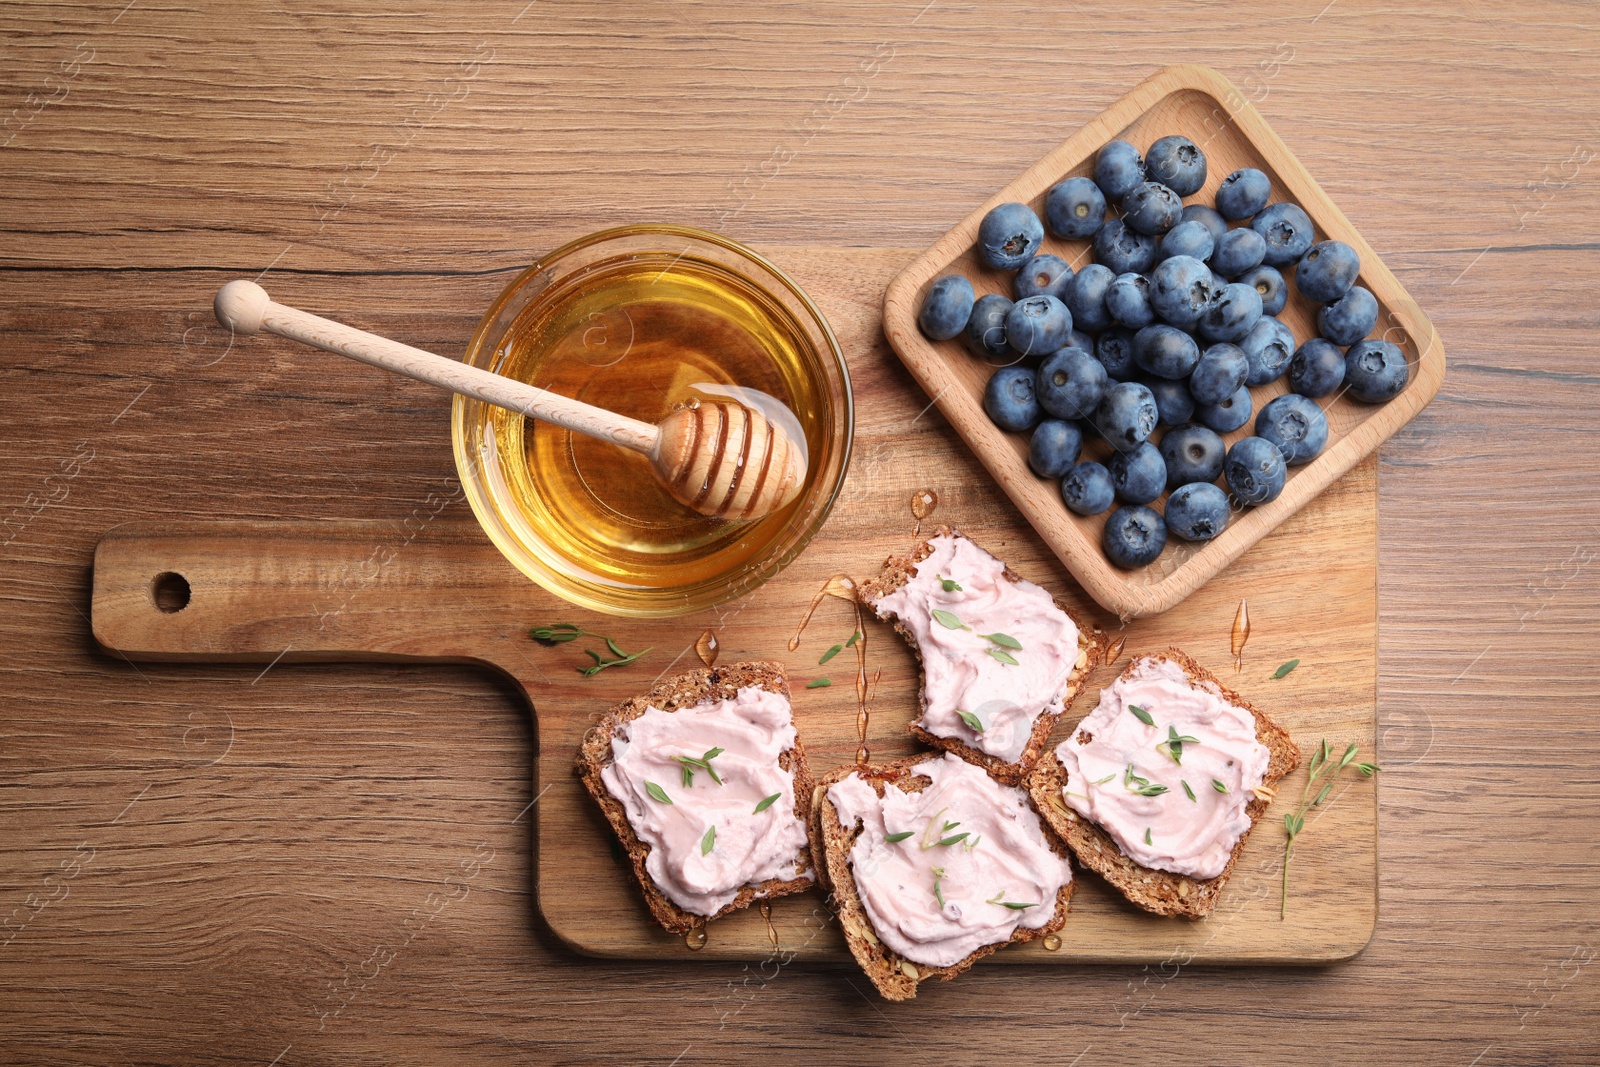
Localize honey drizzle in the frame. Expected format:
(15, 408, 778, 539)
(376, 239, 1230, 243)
(684, 928, 708, 951)
(789, 573, 872, 764)
(1231, 598, 1251, 672)
(695, 629, 719, 667)
(758, 901, 780, 950)
(1105, 633, 1127, 665)
(910, 489, 938, 536)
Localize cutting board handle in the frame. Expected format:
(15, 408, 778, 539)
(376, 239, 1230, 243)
(90, 520, 558, 670)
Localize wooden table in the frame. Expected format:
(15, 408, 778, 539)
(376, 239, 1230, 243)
(2, 1, 1596, 1062)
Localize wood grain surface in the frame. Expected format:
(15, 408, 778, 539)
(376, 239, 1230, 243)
(881, 64, 1445, 618)
(3, 1, 1598, 1064)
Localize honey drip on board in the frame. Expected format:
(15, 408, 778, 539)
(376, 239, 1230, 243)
(695, 629, 719, 667)
(684, 928, 708, 951)
(790, 573, 872, 764)
(910, 489, 938, 535)
(1231, 598, 1251, 672)
(1105, 633, 1127, 665)
(758, 901, 780, 950)
(1042, 933, 1062, 952)
(856, 668, 882, 764)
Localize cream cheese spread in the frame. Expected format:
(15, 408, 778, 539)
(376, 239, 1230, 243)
(600, 686, 811, 916)
(827, 753, 1071, 968)
(1053, 656, 1271, 880)
(871, 535, 1081, 763)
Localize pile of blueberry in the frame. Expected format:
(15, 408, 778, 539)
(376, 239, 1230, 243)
(917, 134, 1411, 569)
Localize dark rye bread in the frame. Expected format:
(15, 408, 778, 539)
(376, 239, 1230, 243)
(856, 525, 1104, 784)
(576, 660, 816, 935)
(811, 756, 1074, 1002)
(1026, 648, 1300, 919)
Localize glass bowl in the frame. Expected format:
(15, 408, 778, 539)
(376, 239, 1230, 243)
(452, 225, 852, 618)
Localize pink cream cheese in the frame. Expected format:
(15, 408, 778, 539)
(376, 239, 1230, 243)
(871, 535, 1081, 763)
(1054, 657, 1271, 880)
(600, 686, 811, 916)
(826, 753, 1071, 968)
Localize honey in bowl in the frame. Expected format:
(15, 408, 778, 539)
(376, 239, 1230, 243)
(454, 226, 852, 617)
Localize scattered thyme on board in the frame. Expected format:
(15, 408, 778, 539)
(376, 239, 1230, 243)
(529, 623, 652, 677)
(1281, 738, 1380, 918)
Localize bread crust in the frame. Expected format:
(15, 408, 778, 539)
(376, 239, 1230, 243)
(1025, 647, 1300, 919)
(811, 755, 1074, 1001)
(857, 525, 1104, 784)
(576, 660, 816, 934)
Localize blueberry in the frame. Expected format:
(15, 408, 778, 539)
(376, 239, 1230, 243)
(1143, 375, 1195, 426)
(1344, 339, 1411, 402)
(1318, 285, 1379, 346)
(1095, 380, 1160, 451)
(983, 365, 1042, 431)
(977, 202, 1045, 271)
(1106, 271, 1156, 329)
(1093, 219, 1161, 275)
(1061, 461, 1115, 516)
(1006, 295, 1074, 357)
(1240, 316, 1297, 385)
(1103, 504, 1167, 568)
(1045, 176, 1107, 240)
(1189, 342, 1250, 405)
(1093, 140, 1146, 202)
(918, 275, 975, 340)
(1180, 204, 1228, 245)
(1029, 419, 1085, 478)
(1134, 323, 1201, 380)
(1296, 240, 1361, 302)
(1066, 327, 1095, 354)
(1160, 220, 1215, 263)
(1215, 168, 1271, 220)
(1145, 135, 1207, 197)
(1095, 327, 1140, 382)
(1196, 385, 1253, 433)
(1251, 202, 1315, 267)
(1159, 423, 1226, 488)
(1236, 264, 1287, 316)
(1121, 182, 1183, 236)
(963, 293, 1014, 361)
(1037, 347, 1107, 420)
(1108, 441, 1167, 504)
(1224, 436, 1288, 505)
(1197, 280, 1263, 344)
(1165, 482, 1230, 542)
(1288, 338, 1346, 398)
(1210, 227, 1268, 279)
(1149, 255, 1218, 328)
(1256, 393, 1329, 465)
(1066, 262, 1116, 333)
(1013, 254, 1074, 301)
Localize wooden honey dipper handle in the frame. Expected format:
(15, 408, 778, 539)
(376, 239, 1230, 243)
(213, 281, 806, 520)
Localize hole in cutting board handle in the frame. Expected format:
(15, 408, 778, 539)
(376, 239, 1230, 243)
(151, 572, 191, 614)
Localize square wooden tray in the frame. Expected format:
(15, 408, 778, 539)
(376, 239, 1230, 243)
(881, 64, 1445, 619)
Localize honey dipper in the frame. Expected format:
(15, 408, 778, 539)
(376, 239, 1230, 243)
(214, 280, 807, 520)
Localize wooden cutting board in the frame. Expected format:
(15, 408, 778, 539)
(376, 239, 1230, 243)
(89, 248, 1378, 965)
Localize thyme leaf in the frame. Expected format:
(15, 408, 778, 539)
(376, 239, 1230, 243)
(645, 781, 672, 804)
(1273, 658, 1300, 679)
(884, 830, 914, 843)
(1128, 704, 1155, 726)
(956, 709, 984, 733)
(753, 793, 781, 814)
(931, 608, 968, 631)
(701, 825, 716, 855)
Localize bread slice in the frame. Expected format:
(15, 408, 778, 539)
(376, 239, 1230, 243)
(812, 755, 1074, 1001)
(576, 660, 816, 934)
(857, 524, 1103, 784)
(1026, 648, 1299, 919)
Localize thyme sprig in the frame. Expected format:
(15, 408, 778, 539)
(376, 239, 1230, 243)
(1156, 724, 1200, 765)
(1281, 739, 1380, 918)
(530, 623, 652, 677)
(674, 747, 725, 788)
(1123, 763, 1168, 797)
